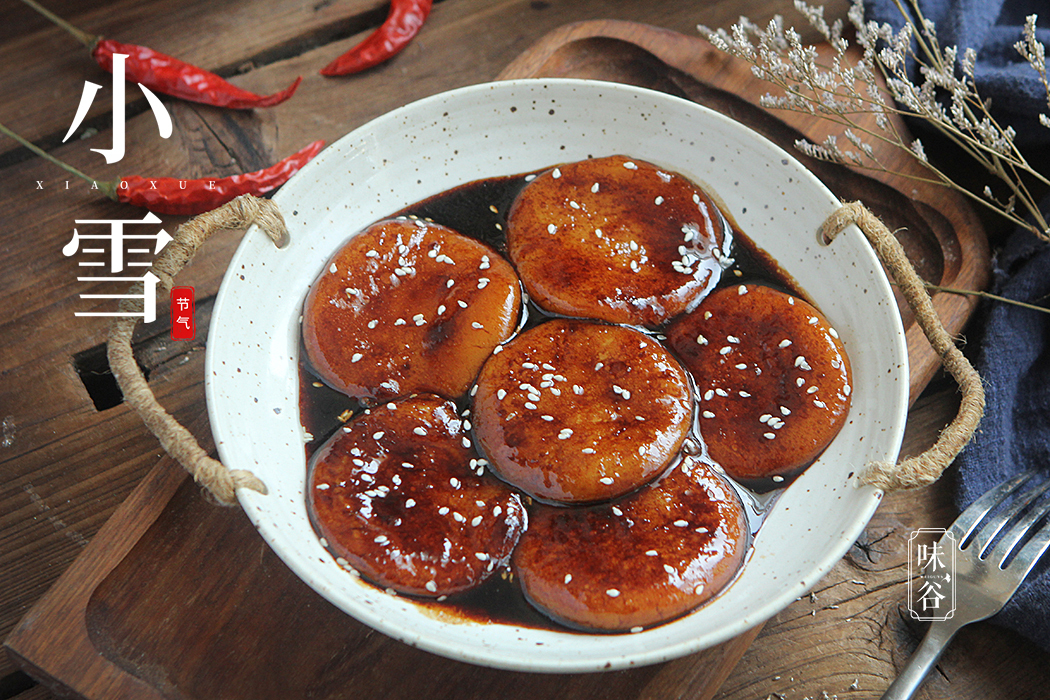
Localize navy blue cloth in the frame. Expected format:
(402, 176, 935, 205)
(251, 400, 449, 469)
(863, 1, 1050, 648)
(954, 216, 1050, 650)
(865, 0, 1050, 147)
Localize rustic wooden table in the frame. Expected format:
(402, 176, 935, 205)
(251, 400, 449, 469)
(2, 1, 1048, 699)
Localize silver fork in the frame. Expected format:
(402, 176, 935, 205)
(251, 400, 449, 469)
(880, 469, 1050, 700)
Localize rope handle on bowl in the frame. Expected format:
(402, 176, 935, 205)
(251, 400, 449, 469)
(820, 201, 985, 491)
(107, 194, 289, 505)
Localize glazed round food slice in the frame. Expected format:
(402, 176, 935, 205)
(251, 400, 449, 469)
(302, 218, 521, 402)
(506, 154, 729, 327)
(308, 394, 527, 597)
(513, 459, 747, 631)
(472, 318, 692, 504)
(666, 284, 852, 484)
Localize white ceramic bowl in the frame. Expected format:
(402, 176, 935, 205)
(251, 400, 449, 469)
(206, 79, 908, 672)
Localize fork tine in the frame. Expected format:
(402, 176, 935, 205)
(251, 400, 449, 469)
(988, 482, 1050, 565)
(949, 470, 1038, 545)
(969, 476, 1050, 556)
(1004, 513, 1050, 583)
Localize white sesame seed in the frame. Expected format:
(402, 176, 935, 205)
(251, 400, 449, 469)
(524, 402, 537, 410)
(830, 327, 840, 338)
(715, 388, 728, 397)
(645, 550, 658, 556)
(599, 477, 614, 485)
(413, 427, 427, 436)
(606, 588, 621, 597)
(727, 335, 740, 343)
(453, 512, 466, 523)
(477, 278, 489, 289)
(461, 437, 471, 448)
(425, 580, 438, 592)
(471, 515, 483, 527)
(446, 279, 455, 288)
(719, 346, 732, 355)
(402, 462, 414, 468)
(807, 386, 819, 394)
(329, 263, 337, 274)
(565, 574, 573, 584)
(796, 377, 806, 387)
(472, 321, 484, 329)
(673, 519, 689, 527)
(780, 406, 791, 415)
(702, 410, 715, 419)
(582, 447, 596, 454)
(475, 552, 489, 561)
(352, 353, 364, 363)
(405, 498, 416, 508)
(739, 391, 751, 397)
(759, 414, 772, 423)
(623, 161, 637, 170)
(366, 250, 379, 258)
(772, 475, 785, 482)
(697, 334, 708, 345)
(497, 389, 507, 400)
(809, 316, 819, 325)
(663, 564, 675, 574)
(735, 363, 747, 370)
(492, 504, 501, 517)
(540, 414, 554, 421)
(694, 584, 705, 595)
(552, 168, 561, 178)
(814, 399, 827, 408)
(395, 318, 406, 326)
(611, 506, 623, 516)
(591, 182, 600, 193)
(374, 535, 388, 544)
(558, 428, 573, 439)
(547, 224, 557, 234)
(764, 432, 776, 439)
(738, 285, 748, 295)
(372, 431, 385, 440)
(654, 196, 664, 205)
(569, 200, 580, 209)
(703, 390, 715, 401)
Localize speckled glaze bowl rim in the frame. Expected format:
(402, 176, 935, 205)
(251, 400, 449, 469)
(205, 78, 908, 673)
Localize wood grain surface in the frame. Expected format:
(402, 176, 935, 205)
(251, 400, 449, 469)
(1, 1, 1045, 700)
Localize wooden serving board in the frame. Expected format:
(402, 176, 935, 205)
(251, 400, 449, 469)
(5, 21, 989, 700)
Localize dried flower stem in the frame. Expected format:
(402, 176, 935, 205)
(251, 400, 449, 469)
(699, 0, 1050, 241)
(921, 282, 1050, 315)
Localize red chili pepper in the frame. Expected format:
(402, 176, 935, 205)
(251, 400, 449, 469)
(93, 39, 302, 110)
(320, 0, 432, 76)
(20, 0, 300, 109)
(114, 140, 325, 215)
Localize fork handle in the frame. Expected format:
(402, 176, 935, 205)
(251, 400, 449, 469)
(879, 619, 963, 700)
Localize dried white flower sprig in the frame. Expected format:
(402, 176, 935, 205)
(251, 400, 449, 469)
(699, 0, 1050, 242)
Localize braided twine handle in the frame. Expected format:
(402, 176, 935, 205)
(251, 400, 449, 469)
(107, 194, 289, 505)
(821, 202, 986, 491)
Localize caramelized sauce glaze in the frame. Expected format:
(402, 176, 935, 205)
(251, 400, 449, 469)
(299, 156, 849, 632)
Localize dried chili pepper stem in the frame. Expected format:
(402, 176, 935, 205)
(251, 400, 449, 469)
(18, 0, 97, 48)
(19, 0, 301, 109)
(0, 120, 117, 200)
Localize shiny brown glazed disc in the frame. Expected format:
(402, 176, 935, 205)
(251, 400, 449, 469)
(666, 284, 852, 483)
(512, 460, 747, 631)
(472, 318, 692, 504)
(302, 218, 521, 402)
(506, 155, 728, 327)
(308, 394, 526, 597)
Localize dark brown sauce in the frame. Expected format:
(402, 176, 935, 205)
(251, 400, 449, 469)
(298, 163, 813, 631)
